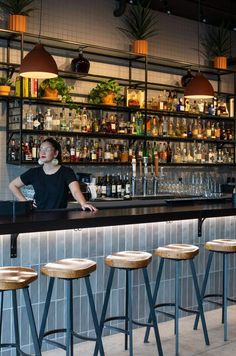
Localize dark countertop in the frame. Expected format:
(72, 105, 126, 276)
(0, 199, 236, 235)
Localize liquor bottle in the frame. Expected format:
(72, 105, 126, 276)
(44, 109, 53, 131)
(34, 107, 44, 130)
(168, 118, 174, 137)
(73, 112, 81, 132)
(81, 108, 88, 132)
(116, 175, 122, 198)
(75, 138, 81, 162)
(111, 174, 117, 198)
(104, 143, 111, 162)
(52, 113, 60, 131)
(26, 105, 34, 130)
(146, 115, 152, 136)
(31, 139, 38, 161)
(206, 121, 211, 139)
(110, 114, 117, 133)
(106, 175, 112, 197)
(135, 112, 144, 135)
(192, 120, 198, 139)
(125, 174, 131, 197)
(166, 142, 172, 163)
(70, 138, 76, 162)
(101, 177, 107, 198)
(187, 121, 192, 138)
(24, 141, 32, 161)
(60, 110, 67, 131)
(215, 122, 221, 140)
(151, 116, 158, 137)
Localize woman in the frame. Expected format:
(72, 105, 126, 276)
(9, 137, 97, 211)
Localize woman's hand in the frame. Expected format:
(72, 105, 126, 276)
(81, 202, 97, 212)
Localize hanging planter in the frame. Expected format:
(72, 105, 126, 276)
(9, 14, 26, 32)
(213, 56, 227, 70)
(117, 0, 158, 56)
(132, 40, 148, 55)
(200, 22, 231, 70)
(0, 0, 35, 33)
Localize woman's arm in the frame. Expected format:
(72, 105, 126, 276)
(69, 181, 97, 212)
(9, 177, 27, 202)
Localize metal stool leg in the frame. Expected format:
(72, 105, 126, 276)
(127, 269, 133, 356)
(142, 268, 163, 356)
(0, 291, 4, 345)
(144, 258, 164, 343)
(189, 259, 210, 346)
(39, 277, 55, 348)
(223, 253, 228, 341)
(94, 267, 115, 356)
(125, 269, 128, 350)
(22, 287, 42, 356)
(194, 251, 213, 330)
(175, 260, 180, 356)
(85, 276, 104, 356)
(12, 290, 20, 356)
(66, 279, 73, 356)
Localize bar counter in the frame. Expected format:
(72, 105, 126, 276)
(0, 199, 235, 235)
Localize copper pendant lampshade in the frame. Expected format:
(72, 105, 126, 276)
(184, 0, 214, 100)
(184, 72, 214, 99)
(19, 0, 58, 79)
(20, 43, 58, 79)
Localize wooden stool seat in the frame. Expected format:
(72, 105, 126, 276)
(205, 239, 236, 253)
(0, 267, 37, 290)
(105, 251, 152, 269)
(41, 258, 96, 279)
(155, 244, 199, 260)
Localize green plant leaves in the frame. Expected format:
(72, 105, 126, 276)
(200, 23, 231, 59)
(88, 79, 122, 104)
(117, 0, 158, 40)
(0, 0, 35, 15)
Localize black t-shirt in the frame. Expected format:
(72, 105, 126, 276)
(20, 166, 77, 209)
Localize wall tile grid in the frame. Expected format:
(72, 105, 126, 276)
(0, 216, 236, 352)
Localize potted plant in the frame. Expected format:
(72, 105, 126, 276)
(88, 79, 122, 105)
(0, 76, 12, 96)
(38, 77, 73, 102)
(200, 22, 231, 69)
(117, 0, 158, 55)
(0, 0, 35, 32)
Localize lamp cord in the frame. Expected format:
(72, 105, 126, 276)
(39, 0, 43, 42)
(197, 0, 200, 72)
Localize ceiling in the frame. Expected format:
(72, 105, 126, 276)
(114, 0, 236, 29)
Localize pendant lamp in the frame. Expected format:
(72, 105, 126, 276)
(20, 0, 58, 79)
(184, 0, 214, 99)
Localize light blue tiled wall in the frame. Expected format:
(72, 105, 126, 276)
(1, 216, 236, 353)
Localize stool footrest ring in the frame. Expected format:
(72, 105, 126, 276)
(203, 293, 236, 306)
(154, 303, 199, 320)
(0, 343, 33, 356)
(43, 327, 97, 349)
(105, 324, 129, 335)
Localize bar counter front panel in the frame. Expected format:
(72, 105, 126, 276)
(0, 202, 236, 353)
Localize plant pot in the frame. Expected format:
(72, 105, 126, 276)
(42, 86, 59, 100)
(9, 15, 27, 32)
(0, 85, 11, 96)
(213, 56, 227, 70)
(132, 40, 148, 55)
(101, 93, 116, 105)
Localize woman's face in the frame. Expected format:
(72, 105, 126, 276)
(39, 142, 58, 163)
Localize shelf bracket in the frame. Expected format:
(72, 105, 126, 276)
(198, 217, 206, 237)
(10, 233, 19, 258)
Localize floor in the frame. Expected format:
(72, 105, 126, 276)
(43, 306, 236, 355)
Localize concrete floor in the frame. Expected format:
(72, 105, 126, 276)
(43, 306, 236, 355)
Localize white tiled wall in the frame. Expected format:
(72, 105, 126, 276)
(1, 0, 236, 199)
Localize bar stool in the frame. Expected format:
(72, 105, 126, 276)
(144, 244, 209, 356)
(194, 239, 236, 341)
(0, 266, 41, 355)
(94, 250, 163, 356)
(39, 258, 104, 355)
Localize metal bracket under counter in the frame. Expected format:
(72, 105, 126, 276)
(198, 218, 206, 237)
(10, 233, 18, 258)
